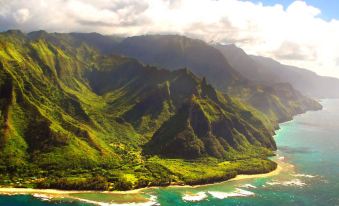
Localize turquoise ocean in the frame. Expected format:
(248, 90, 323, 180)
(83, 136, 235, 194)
(1, 99, 338, 206)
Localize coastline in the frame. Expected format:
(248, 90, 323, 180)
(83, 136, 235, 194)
(229, 165, 282, 182)
(0, 163, 282, 197)
(0, 103, 320, 205)
(0, 111, 290, 204)
(168, 163, 282, 189)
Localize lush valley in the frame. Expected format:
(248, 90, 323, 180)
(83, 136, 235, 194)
(0, 30, 321, 191)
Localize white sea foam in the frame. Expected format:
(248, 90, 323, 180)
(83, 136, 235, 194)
(32, 194, 52, 201)
(278, 156, 285, 160)
(283, 179, 307, 186)
(240, 184, 257, 189)
(75, 195, 159, 206)
(293, 173, 316, 178)
(265, 181, 280, 186)
(208, 188, 255, 199)
(182, 192, 208, 202)
(266, 179, 306, 187)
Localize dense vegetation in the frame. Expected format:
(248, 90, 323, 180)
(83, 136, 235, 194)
(0, 30, 319, 190)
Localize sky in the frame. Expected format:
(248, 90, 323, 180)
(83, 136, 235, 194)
(249, 0, 339, 20)
(0, 0, 339, 78)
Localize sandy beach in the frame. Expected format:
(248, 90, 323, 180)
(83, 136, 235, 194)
(0, 187, 152, 205)
(168, 163, 283, 189)
(0, 162, 283, 198)
(231, 165, 283, 181)
(0, 187, 144, 196)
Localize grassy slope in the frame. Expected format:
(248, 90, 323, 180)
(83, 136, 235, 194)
(0, 31, 278, 190)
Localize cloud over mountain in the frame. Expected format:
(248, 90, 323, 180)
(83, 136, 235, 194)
(0, 0, 339, 77)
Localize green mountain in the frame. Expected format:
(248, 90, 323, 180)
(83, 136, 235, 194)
(0, 30, 282, 190)
(105, 34, 321, 123)
(233, 82, 322, 122)
(215, 43, 339, 98)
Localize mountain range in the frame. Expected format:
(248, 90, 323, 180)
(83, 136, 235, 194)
(0, 30, 324, 190)
(107, 34, 322, 122)
(215, 43, 339, 98)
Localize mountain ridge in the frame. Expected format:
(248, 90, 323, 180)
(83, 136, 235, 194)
(0, 30, 284, 190)
(215, 43, 339, 98)
(102, 34, 321, 123)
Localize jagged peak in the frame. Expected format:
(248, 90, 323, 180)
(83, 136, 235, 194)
(27, 30, 50, 40)
(28, 30, 48, 35)
(1, 30, 26, 39)
(173, 67, 199, 79)
(214, 43, 248, 56)
(3, 29, 24, 35)
(123, 34, 210, 49)
(69, 32, 105, 38)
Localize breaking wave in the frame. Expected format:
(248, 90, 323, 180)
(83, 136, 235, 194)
(73, 195, 159, 206)
(182, 192, 208, 202)
(240, 184, 257, 189)
(293, 173, 317, 178)
(208, 188, 255, 199)
(266, 179, 306, 187)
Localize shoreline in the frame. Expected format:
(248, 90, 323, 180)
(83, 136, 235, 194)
(167, 163, 282, 189)
(0, 103, 317, 205)
(0, 163, 282, 197)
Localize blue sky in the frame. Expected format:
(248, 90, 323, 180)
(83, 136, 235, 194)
(250, 0, 339, 20)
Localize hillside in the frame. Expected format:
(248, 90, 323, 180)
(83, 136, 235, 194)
(215, 43, 339, 98)
(0, 30, 280, 190)
(214, 44, 276, 85)
(234, 82, 322, 122)
(111, 35, 243, 90)
(104, 34, 321, 123)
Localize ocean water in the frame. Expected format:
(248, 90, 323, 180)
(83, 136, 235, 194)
(1, 99, 339, 206)
(0, 195, 91, 206)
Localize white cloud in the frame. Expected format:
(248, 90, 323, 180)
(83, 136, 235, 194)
(13, 8, 30, 23)
(0, 0, 339, 77)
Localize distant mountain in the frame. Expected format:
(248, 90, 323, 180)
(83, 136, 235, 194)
(213, 44, 276, 84)
(0, 30, 283, 190)
(215, 43, 339, 98)
(239, 82, 322, 122)
(110, 35, 242, 89)
(105, 34, 321, 123)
